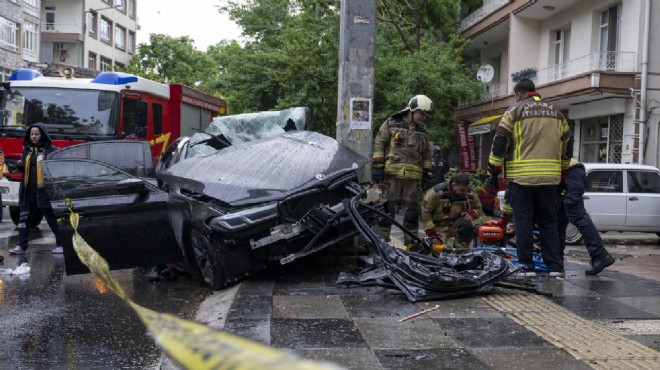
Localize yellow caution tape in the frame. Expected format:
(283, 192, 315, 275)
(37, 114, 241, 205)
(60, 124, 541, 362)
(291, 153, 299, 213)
(67, 207, 344, 370)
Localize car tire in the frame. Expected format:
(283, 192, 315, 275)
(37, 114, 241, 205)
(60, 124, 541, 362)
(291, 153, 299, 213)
(564, 222, 583, 245)
(189, 228, 227, 290)
(9, 206, 43, 228)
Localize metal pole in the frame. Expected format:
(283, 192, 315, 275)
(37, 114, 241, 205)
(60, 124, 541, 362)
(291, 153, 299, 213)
(336, 0, 376, 181)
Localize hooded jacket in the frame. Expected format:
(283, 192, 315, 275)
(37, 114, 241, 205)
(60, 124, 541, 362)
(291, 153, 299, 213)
(18, 123, 58, 208)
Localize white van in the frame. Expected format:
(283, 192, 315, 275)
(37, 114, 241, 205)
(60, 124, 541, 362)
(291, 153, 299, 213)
(498, 163, 660, 244)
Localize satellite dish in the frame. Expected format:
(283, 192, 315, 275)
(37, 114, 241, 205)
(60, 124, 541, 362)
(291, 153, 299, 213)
(477, 65, 494, 83)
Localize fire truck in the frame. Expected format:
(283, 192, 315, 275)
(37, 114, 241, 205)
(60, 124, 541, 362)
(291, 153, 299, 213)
(0, 67, 227, 225)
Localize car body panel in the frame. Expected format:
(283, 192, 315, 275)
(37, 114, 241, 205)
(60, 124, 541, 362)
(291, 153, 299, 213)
(158, 130, 366, 206)
(41, 155, 181, 275)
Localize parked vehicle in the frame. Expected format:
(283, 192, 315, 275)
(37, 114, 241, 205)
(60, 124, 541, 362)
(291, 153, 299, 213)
(497, 163, 660, 244)
(40, 108, 380, 290)
(0, 68, 226, 226)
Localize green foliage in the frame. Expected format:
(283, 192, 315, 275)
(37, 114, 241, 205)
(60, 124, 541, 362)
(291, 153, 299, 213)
(126, 34, 216, 87)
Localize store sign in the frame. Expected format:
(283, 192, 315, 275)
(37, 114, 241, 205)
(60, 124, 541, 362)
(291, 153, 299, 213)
(468, 123, 491, 136)
(457, 121, 478, 171)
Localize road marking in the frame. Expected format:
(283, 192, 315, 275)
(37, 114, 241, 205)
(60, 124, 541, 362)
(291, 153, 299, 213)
(484, 293, 660, 369)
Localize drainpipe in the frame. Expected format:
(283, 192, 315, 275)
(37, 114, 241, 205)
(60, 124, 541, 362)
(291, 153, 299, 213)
(639, 0, 650, 164)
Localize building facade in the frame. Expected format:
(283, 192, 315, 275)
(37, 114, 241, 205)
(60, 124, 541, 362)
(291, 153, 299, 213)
(0, 0, 41, 81)
(41, 0, 137, 72)
(457, 0, 660, 168)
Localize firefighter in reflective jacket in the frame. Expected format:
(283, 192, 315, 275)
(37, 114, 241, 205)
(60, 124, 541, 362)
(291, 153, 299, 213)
(372, 95, 434, 245)
(421, 173, 482, 248)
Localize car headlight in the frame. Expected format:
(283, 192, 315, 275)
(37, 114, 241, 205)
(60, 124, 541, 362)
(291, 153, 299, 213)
(208, 203, 278, 232)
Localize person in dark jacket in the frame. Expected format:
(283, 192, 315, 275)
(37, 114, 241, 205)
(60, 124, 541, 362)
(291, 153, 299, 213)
(423, 145, 450, 191)
(9, 123, 64, 255)
(557, 158, 615, 275)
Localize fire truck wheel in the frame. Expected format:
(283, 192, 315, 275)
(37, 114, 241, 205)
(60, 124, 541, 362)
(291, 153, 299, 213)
(188, 228, 227, 291)
(9, 206, 43, 227)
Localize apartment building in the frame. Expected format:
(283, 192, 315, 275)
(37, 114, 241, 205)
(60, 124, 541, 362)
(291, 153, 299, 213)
(41, 0, 137, 72)
(457, 0, 660, 168)
(0, 0, 40, 81)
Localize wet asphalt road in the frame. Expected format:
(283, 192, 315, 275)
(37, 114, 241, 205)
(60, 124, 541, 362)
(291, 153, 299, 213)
(0, 217, 209, 369)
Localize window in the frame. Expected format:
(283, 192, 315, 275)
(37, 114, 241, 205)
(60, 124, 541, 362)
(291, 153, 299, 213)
(24, 0, 38, 6)
(88, 12, 98, 38)
(128, 0, 136, 19)
(100, 56, 112, 71)
(599, 5, 620, 69)
(115, 62, 125, 71)
(45, 6, 55, 31)
(587, 170, 623, 193)
(116, 0, 125, 12)
(0, 16, 19, 52)
(100, 17, 112, 44)
(627, 171, 660, 194)
(127, 31, 135, 54)
(9, 0, 18, 4)
(153, 103, 163, 135)
(88, 52, 97, 69)
(23, 22, 38, 54)
(1, 67, 12, 82)
(115, 25, 126, 50)
(553, 27, 571, 79)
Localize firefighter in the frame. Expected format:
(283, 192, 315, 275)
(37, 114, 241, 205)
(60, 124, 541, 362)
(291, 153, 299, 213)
(488, 78, 571, 277)
(421, 173, 483, 248)
(372, 95, 434, 246)
(423, 144, 450, 191)
(557, 158, 615, 275)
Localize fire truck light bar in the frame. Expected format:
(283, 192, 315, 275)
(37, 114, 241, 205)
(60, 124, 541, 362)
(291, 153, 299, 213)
(92, 72, 139, 85)
(10, 69, 43, 81)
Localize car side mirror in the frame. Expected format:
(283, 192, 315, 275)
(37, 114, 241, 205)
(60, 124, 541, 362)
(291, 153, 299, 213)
(117, 178, 147, 195)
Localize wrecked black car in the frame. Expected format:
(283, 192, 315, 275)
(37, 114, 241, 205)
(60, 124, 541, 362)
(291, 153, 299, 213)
(41, 107, 380, 290)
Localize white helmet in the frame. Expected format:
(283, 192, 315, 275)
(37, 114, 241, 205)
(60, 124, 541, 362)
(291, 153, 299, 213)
(407, 95, 435, 115)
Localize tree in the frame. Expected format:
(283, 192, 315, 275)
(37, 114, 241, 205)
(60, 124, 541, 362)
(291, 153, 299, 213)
(126, 34, 216, 87)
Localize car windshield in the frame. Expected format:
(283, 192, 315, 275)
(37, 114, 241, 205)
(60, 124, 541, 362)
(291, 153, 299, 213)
(206, 106, 311, 145)
(2, 87, 117, 137)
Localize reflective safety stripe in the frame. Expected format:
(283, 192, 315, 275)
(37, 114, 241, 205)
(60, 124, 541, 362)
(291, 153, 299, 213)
(513, 120, 522, 160)
(423, 220, 436, 230)
(489, 153, 504, 167)
(385, 162, 424, 180)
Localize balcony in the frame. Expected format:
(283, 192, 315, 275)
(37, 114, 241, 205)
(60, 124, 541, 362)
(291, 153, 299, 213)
(487, 81, 508, 99)
(460, 0, 511, 31)
(536, 51, 636, 85)
(42, 22, 83, 34)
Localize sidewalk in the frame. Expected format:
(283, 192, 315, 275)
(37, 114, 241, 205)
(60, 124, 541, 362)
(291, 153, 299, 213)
(194, 241, 660, 370)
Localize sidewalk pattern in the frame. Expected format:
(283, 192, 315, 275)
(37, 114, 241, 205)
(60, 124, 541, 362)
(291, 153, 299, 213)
(221, 253, 660, 370)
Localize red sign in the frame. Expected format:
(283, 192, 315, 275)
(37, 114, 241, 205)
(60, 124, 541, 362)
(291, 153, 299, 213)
(456, 121, 478, 171)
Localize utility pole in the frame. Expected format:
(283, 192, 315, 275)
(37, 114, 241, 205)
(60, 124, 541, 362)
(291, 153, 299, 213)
(336, 0, 376, 181)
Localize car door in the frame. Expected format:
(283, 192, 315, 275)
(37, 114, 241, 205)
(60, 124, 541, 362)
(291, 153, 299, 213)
(625, 169, 660, 229)
(41, 157, 182, 276)
(583, 169, 626, 227)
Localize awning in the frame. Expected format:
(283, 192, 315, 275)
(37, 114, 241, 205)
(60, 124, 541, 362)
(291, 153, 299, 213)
(468, 114, 502, 135)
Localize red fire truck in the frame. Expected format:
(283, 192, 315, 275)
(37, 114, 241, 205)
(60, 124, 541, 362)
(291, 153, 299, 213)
(0, 67, 227, 225)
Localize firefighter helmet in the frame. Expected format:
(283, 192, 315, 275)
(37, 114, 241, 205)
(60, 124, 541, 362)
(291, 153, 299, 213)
(407, 95, 435, 116)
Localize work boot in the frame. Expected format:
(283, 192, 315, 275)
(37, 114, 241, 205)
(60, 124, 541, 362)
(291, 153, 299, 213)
(585, 252, 615, 275)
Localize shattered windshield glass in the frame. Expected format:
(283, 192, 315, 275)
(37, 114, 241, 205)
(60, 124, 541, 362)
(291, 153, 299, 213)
(205, 106, 311, 145)
(2, 87, 117, 137)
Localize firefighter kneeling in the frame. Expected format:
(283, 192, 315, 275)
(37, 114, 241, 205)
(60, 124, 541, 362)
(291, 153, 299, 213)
(418, 173, 483, 252)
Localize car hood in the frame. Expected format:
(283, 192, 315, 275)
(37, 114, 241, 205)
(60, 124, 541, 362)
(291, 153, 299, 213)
(160, 130, 368, 206)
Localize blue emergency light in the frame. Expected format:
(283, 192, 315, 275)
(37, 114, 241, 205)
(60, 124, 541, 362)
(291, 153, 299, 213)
(92, 72, 139, 85)
(10, 68, 43, 81)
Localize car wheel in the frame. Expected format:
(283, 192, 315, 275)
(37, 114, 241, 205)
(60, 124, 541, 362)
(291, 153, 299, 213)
(564, 223, 583, 245)
(189, 228, 226, 290)
(9, 206, 43, 227)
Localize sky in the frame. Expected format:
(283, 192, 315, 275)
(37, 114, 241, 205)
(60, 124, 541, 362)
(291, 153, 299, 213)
(136, 1, 243, 51)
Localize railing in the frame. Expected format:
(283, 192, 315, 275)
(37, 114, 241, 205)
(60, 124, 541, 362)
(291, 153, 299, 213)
(460, 0, 511, 31)
(488, 81, 508, 99)
(41, 22, 83, 34)
(536, 51, 636, 85)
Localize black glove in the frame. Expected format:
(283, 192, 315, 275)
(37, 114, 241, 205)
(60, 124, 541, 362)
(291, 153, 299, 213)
(487, 163, 501, 191)
(422, 170, 434, 191)
(372, 164, 384, 183)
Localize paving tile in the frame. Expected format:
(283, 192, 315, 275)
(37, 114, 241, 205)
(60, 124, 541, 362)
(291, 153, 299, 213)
(294, 348, 382, 370)
(273, 281, 385, 296)
(471, 348, 594, 370)
(273, 295, 349, 319)
(534, 279, 601, 298)
(237, 279, 274, 296)
(433, 317, 555, 349)
(340, 294, 423, 318)
(374, 348, 489, 370)
(226, 294, 271, 320)
(271, 318, 366, 349)
(550, 295, 659, 320)
(611, 296, 660, 316)
(223, 317, 270, 345)
(621, 335, 660, 351)
(353, 317, 459, 349)
(417, 297, 505, 319)
(567, 277, 660, 297)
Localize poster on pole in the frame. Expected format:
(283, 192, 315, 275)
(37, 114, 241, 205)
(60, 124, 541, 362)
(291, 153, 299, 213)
(350, 97, 372, 129)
